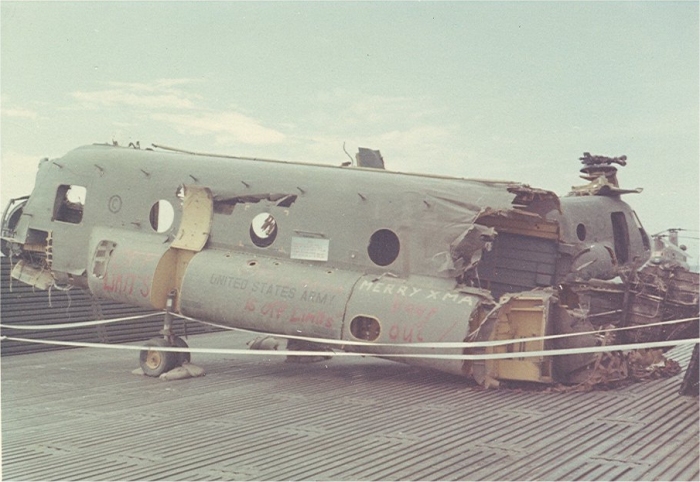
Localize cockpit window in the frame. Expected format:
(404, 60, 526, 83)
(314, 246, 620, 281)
(611, 211, 630, 264)
(53, 185, 86, 224)
(632, 211, 651, 251)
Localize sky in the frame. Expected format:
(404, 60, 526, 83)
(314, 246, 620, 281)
(1, 1, 698, 259)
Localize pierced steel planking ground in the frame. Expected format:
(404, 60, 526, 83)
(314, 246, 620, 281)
(2, 331, 698, 481)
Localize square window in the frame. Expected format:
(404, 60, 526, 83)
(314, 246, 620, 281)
(53, 185, 86, 224)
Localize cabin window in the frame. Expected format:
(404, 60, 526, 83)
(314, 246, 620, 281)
(611, 212, 630, 264)
(368, 229, 400, 266)
(250, 212, 278, 248)
(149, 200, 175, 233)
(53, 185, 86, 224)
(350, 316, 381, 341)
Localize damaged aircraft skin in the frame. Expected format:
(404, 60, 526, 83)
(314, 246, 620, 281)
(2, 145, 698, 386)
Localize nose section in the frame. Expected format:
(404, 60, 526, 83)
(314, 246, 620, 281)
(1, 196, 29, 257)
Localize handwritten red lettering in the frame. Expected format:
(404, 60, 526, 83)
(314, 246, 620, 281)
(389, 324, 399, 341)
(391, 297, 439, 323)
(288, 307, 333, 328)
(388, 320, 428, 343)
(261, 301, 288, 320)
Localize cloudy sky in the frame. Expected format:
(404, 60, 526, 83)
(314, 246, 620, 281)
(1, 1, 698, 257)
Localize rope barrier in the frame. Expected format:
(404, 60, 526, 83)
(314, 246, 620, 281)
(1, 313, 697, 350)
(1, 335, 698, 361)
(0, 312, 163, 330)
(179, 315, 699, 350)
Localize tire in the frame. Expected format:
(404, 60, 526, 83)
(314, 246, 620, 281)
(139, 338, 177, 377)
(173, 336, 191, 365)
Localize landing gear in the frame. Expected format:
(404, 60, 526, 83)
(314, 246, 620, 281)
(173, 336, 191, 365)
(138, 336, 190, 377)
(138, 290, 191, 377)
(140, 338, 178, 377)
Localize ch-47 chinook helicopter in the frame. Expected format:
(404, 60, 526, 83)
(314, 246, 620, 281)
(2, 144, 698, 387)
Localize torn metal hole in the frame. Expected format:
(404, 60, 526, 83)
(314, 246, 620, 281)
(213, 193, 297, 215)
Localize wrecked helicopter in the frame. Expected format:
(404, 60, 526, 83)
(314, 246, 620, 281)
(2, 144, 698, 387)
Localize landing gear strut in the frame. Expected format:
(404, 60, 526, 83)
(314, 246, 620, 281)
(139, 291, 190, 377)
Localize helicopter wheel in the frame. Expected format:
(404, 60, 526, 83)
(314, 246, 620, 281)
(173, 336, 191, 365)
(139, 338, 178, 377)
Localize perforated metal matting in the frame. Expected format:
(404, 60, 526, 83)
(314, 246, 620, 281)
(2, 331, 698, 481)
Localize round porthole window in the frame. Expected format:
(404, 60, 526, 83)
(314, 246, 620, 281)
(368, 229, 400, 266)
(149, 199, 175, 233)
(250, 212, 278, 248)
(576, 223, 587, 241)
(350, 316, 381, 341)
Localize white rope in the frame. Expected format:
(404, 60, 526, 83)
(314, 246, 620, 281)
(0, 312, 162, 330)
(1, 335, 697, 360)
(183, 315, 699, 350)
(1, 312, 697, 350)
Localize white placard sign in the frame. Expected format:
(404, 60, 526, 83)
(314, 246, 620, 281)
(291, 236, 330, 261)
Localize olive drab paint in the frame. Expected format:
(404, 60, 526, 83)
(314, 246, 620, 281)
(2, 145, 697, 384)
